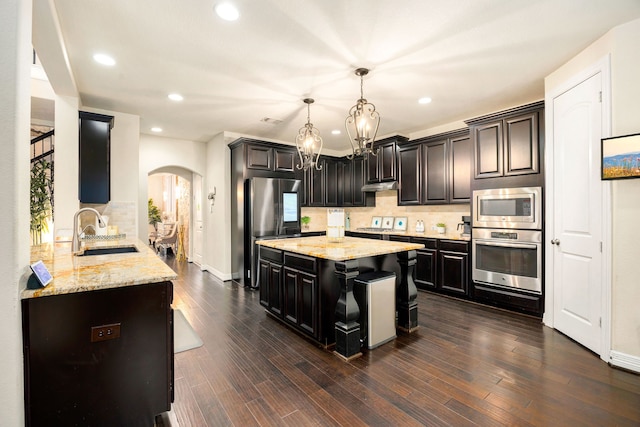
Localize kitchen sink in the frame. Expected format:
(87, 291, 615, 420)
(78, 246, 139, 256)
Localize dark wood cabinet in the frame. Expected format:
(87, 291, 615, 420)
(397, 129, 470, 206)
(422, 138, 448, 204)
(308, 158, 327, 207)
(22, 282, 173, 426)
(367, 135, 407, 184)
(467, 101, 543, 187)
(412, 237, 438, 290)
(341, 157, 373, 207)
(79, 111, 113, 204)
(324, 158, 339, 207)
(449, 134, 472, 202)
(246, 143, 297, 173)
(264, 252, 318, 340)
(258, 247, 283, 315)
(283, 266, 317, 337)
(438, 240, 469, 296)
(397, 144, 421, 205)
(341, 160, 354, 206)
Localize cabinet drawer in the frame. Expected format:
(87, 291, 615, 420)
(389, 235, 411, 242)
(284, 253, 316, 274)
(411, 237, 438, 250)
(260, 247, 283, 264)
(439, 240, 469, 253)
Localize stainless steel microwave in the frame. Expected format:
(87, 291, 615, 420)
(472, 187, 542, 230)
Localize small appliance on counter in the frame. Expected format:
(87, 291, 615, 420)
(457, 215, 471, 237)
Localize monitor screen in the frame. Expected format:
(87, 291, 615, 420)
(282, 192, 298, 222)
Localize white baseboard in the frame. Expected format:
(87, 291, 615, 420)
(610, 350, 640, 373)
(201, 264, 233, 282)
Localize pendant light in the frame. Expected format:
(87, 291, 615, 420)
(295, 98, 323, 171)
(345, 68, 380, 159)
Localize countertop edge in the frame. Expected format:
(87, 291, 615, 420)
(22, 239, 178, 299)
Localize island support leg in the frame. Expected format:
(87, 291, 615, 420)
(397, 250, 419, 332)
(334, 259, 362, 361)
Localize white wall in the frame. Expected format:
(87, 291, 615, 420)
(546, 18, 640, 362)
(53, 95, 80, 234)
(138, 134, 206, 243)
(204, 133, 233, 280)
(0, 1, 30, 423)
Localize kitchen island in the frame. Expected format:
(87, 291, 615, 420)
(256, 235, 424, 360)
(22, 238, 177, 426)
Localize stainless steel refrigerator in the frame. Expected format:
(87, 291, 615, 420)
(245, 177, 301, 288)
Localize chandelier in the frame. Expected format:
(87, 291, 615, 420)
(295, 98, 323, 171)
(345, 68, 380, 159)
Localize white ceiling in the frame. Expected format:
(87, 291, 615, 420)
(39, 0, 640, 152)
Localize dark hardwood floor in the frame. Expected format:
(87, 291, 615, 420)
(163, 258, 640, 426)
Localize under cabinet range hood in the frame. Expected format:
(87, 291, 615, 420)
(361, 181, 398, 192)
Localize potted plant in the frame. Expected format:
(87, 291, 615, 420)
(148, 198, 162, 230)
(30, 159, 52, 245)
(301, 216, 311, 231)
(436, 222, 446, 234)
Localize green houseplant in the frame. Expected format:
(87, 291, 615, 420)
(30, 159, 52, 245)
(301, 216, 311, 230)
(436, 222, 446, 234)
(148, 198, 162, 230)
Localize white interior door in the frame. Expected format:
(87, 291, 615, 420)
(192, 173, 203, 266)
(551, 72, 603, 355)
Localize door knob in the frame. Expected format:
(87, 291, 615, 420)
(551, 239, 560, 245)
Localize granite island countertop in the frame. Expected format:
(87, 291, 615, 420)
(22, 238, 177, 299)
(256, 235, 424, 261)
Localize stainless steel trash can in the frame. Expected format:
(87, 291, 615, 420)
(353, 271, 397, 349)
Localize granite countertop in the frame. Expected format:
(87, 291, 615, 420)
(22, 238, 177, 299)
(256, 235, 424, 261)
(347, 228, 471, 241)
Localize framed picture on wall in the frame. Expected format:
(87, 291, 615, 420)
(601, 132, 640, 180)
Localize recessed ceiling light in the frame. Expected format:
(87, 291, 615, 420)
(168, 93, 184, 102)
(93, 53, 115, 66)
(151, 127, 163, 132)
(332, 130, 341, 135)
(418, 97, 432, 105)
(215, 2, 240, 21)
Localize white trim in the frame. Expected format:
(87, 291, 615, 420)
(202, 264, 233, 282)
(610, 351, 640, 374)
(543, 54, 612, 364)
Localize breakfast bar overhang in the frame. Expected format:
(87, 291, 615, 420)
(256, 235, 424, 360)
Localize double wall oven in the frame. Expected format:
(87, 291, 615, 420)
(472, 187, 543, 294)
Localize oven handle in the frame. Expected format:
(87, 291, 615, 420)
(473, 240, 539, 250)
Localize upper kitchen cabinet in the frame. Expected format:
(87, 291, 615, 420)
(466, 101, 544, 189)
(342, 157, 375, 207)
(79, 111, 114, 204)
(397, 129, 470, 206)
(366, 135, 408, 183)
(246, 142, 297, 173)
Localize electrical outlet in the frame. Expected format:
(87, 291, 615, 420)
(91, 323, 121, 342)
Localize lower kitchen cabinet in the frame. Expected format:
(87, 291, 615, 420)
(259, 247, 283, 315)
(262, 250, 319, 340)
(411, 237, 470, 297)
(472, 283, 543, 316)
(412, 237, 438, 290)
(283, 266, 317, 337)
(438, 240, 469, 296)
(22, 282, 173, 426)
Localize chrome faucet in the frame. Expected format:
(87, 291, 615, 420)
(72, 208, 106, 253)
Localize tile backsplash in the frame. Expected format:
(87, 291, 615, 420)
(301, 191, 470, 233)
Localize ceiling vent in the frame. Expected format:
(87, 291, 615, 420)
(260, 117, 283, 125)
